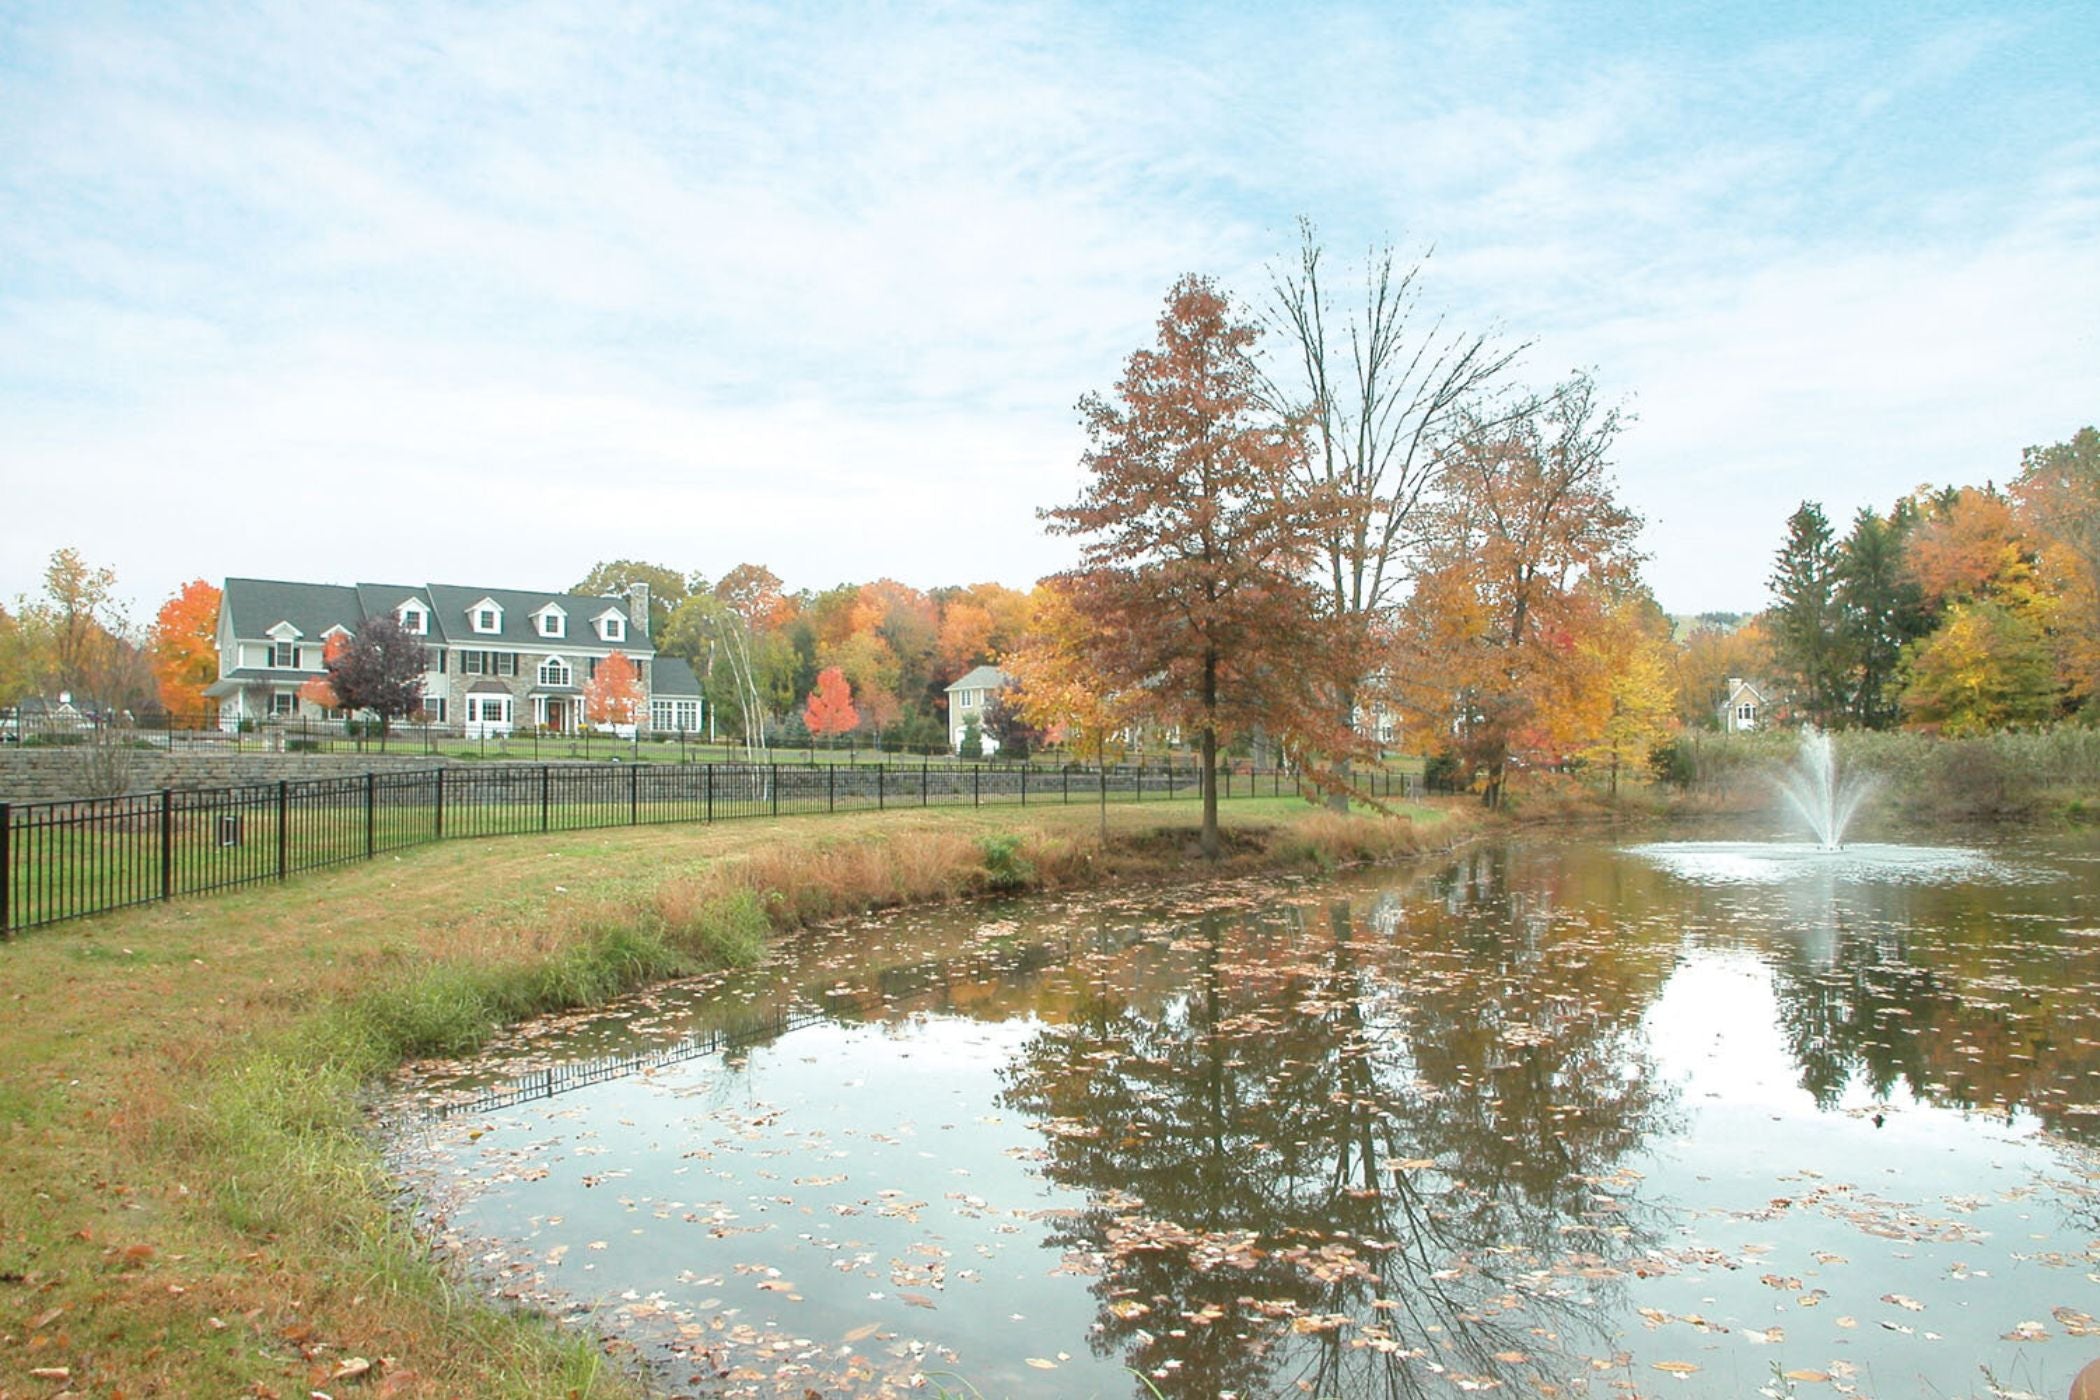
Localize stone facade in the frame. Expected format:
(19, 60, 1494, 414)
(0, 749, 461, 805)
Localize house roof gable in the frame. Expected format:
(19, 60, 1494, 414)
(945, 664, 1010, 693)
(221, 578, 363, 641)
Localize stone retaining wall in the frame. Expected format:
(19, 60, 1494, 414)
(0, 749, 456, 804)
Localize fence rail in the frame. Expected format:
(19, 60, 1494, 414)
(1, 759, 1412, 935)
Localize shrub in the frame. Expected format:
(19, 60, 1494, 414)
(978, 833, 1035, 891)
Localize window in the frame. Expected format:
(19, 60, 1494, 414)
(1738, 704, 1754, 722)
(399, 606, 427, 635)
(424, 646, 445, 672)
(539, 657, 572, 687)
(537, 610, 565, 638)
(496, 651, 518, 677)
(270, 691, 296, 716)
(271, 641, 296, 668)
(467, 695, 510, 725)
(959, 691, 976, 710)
(599, 614, 624, 642)
(476, 609, 497, 631)
(460, 651, 485, 675)
(651, 699, 699, 732)
(421, 697, 447, 723)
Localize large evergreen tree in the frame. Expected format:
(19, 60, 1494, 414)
(1834, 505, 1928, 729)
(1767, 502, 1848, 727)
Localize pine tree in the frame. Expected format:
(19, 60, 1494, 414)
(1767, 502, 1847, 727)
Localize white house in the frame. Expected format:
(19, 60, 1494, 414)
(944, 664, 1011, 754)
(205, 576, 703, 736)
(1720, 676, 1768, 733)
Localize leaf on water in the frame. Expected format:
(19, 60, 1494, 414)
(1881, 1293, 1924, 1311)
(1782, 1370, 1831, 1383)
(1026, 1358, 1059, 1369)
(1652, 1360, 1699, 1375)
(842, 1322, 881, 1343)
(899, 1291, 937, 1309)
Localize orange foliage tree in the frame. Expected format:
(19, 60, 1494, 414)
(1392, 375, 1642, 806)
(1045, 274, 1354, 858)
(585, 650, 643, 729)
(150, 579, 221, 717)
(297, 632, 349, 712)
(803, 665, 858, 743)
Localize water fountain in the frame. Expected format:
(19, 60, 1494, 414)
(1627, 729, 2014, 888)
(1775, 728, 1874, 850)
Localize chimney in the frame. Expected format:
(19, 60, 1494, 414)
(627, 581, 651, 637)
(1725, 677, 1742, 693)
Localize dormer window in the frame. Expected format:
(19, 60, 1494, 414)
(535, 606, 566, 639)
(469, 598, 503, 635)
(397, 603, 427, 635)
(596, 610, 625, 642)
(539, 656, 572, 688)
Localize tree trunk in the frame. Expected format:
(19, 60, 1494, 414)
(1326, 682, 1355, 814)
(1200, 650, 1220, 860)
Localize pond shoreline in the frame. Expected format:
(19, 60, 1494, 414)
(0, 795, 1492, 1397)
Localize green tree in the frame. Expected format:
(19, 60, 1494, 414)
(1835, 504, 1929, 729)
(570, 560, 694, 638)
(1898, 600, 2058, 735)
(1767, 502, 1847, 727)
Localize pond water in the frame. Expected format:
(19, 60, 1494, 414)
(385, 831, 2100, 1398)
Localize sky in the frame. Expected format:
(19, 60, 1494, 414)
(3, 1, 2095, 625)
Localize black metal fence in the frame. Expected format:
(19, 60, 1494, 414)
(1, 759, 1413, 935)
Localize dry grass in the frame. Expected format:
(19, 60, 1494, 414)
(0, 795, 1463, 1396)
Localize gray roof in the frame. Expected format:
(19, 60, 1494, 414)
(220, 576, 652, 652)
(221, 578, 363, 641)
(945, 664, 1010, 693)
(424, 583, 649, 653)
(651, 655, 702, 697)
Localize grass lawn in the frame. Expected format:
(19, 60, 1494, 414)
(0, 795, 1471, 1397)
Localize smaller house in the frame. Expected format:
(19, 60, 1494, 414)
(1720, 677, 1768, 733)
(945, 664, 1011, 754)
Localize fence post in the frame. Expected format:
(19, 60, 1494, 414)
(1020, 765, 1027, 807)
(705, 763, 714, 823)
(277, 780, 289, 881)
(1135, 758, 1142, 803)
(366, 771, 377, 859)
(921, 761, 928, 808)
(877, 765, 885, 811)
(770, 762, 779, 818)
(160, 789, 174, 903)
(1063, 765, 1070, 804)
(828, 763, 835, 814)
(2, 801, 12, 935)
(631, 763, 640, 825)
(434, 768, 445, 839)
(541, 765, 551, 832)
(972, 766, 979, 808)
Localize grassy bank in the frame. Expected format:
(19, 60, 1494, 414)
(0, 795, 1473, 1396)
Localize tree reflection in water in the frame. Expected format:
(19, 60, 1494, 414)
(999, 847, 1682, 1398)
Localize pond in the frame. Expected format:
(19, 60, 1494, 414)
(385, 830, 2100, 1398)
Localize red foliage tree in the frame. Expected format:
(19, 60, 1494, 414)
(585, 649, 643, 729)
(803, 665, 859, 743)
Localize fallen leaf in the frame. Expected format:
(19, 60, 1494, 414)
(1652, 1360, 1699, 1375)
(1026, 1358, 1059, 1369)
(330, 1357, 372, 1382)
(842, 1322, 881, 1343)
(899, 1291, 936, 1309)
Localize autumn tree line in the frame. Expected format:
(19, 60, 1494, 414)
(1707, 425, 2100, 739)
(6, 222, 2090, 839)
